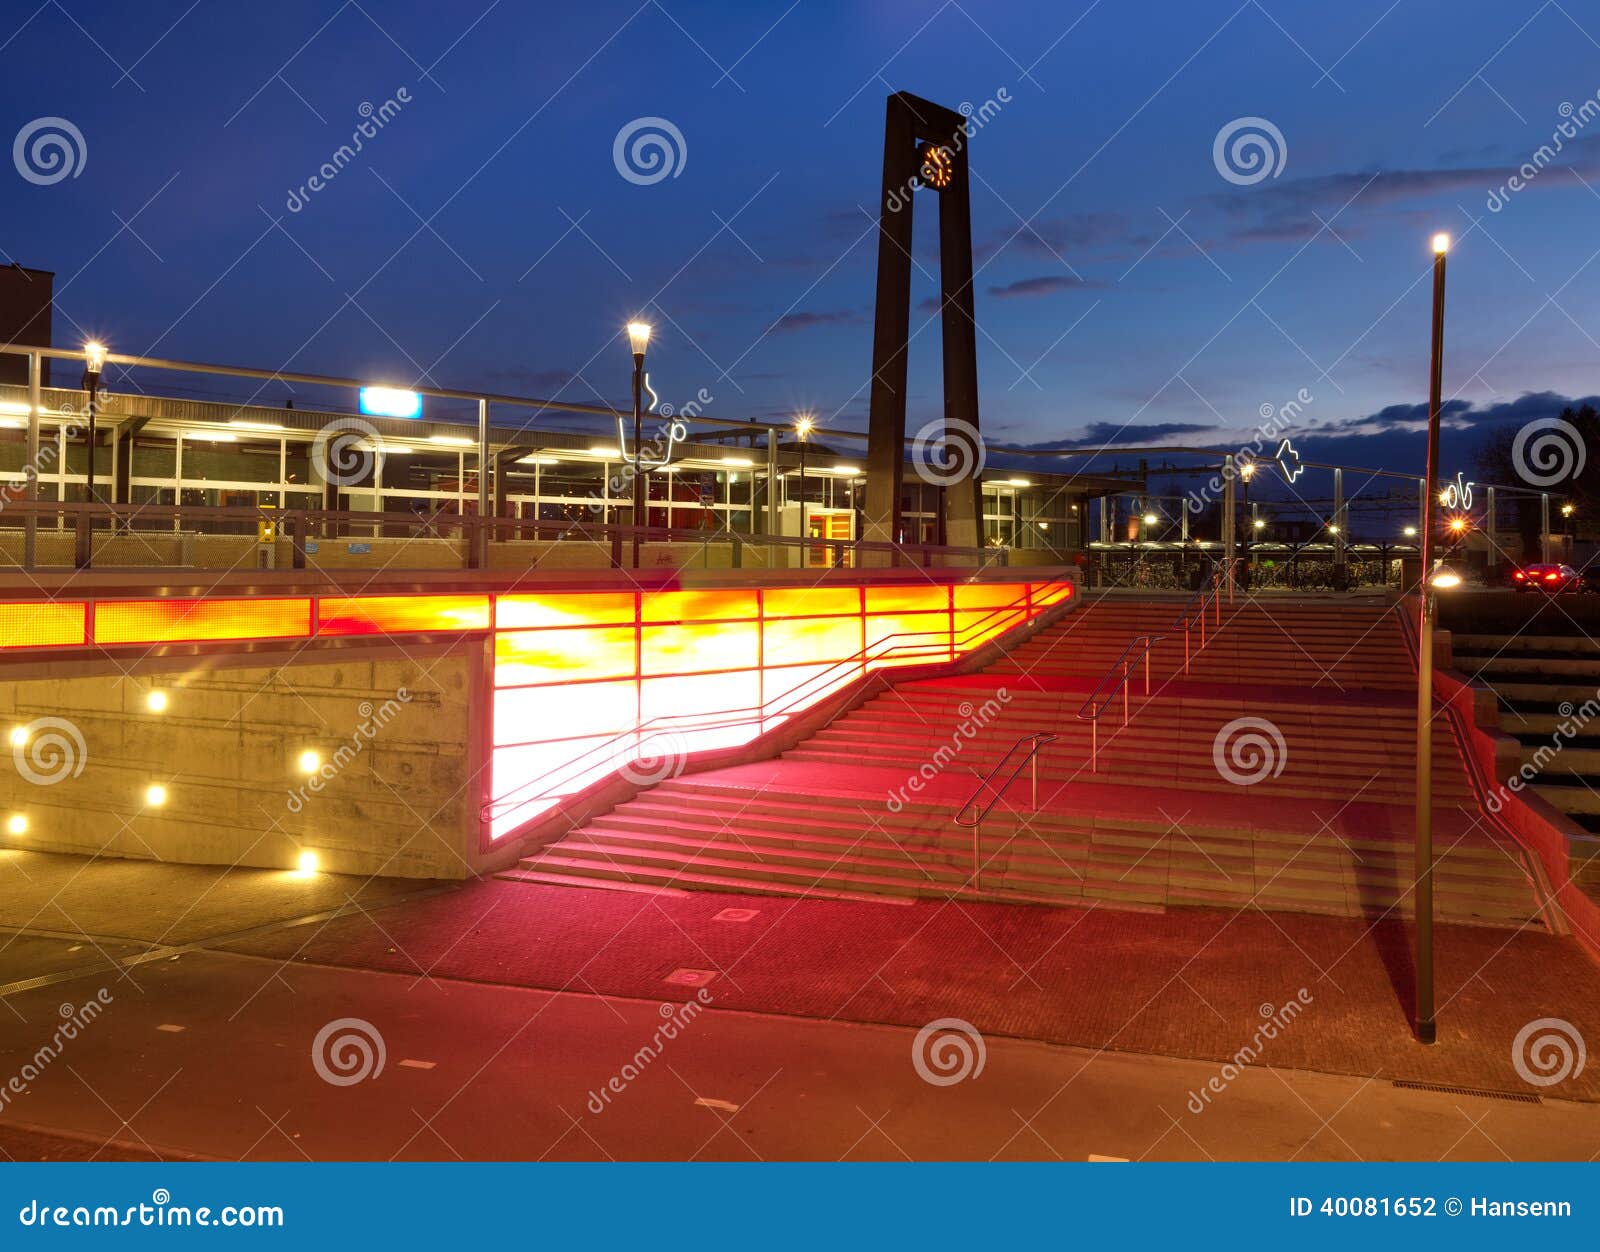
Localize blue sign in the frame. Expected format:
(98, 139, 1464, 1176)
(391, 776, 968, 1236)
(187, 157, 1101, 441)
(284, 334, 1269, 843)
(358, 387, 422, 419)
(347, 542, 371, 554)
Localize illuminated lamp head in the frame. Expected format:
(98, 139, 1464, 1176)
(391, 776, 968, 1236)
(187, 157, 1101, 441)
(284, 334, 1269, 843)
(918, 143, 955, 191)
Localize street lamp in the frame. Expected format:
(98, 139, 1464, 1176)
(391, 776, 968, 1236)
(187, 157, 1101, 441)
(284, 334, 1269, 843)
(1415, 230, 1449, 1047)
(83, 341, 106, 503)
(626, 321, 651, 566)
(79, 341, 107, 570)
(794, 413, 814, 538)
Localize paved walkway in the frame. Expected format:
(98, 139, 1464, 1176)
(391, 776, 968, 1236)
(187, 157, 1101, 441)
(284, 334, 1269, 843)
(2, 850, 1595, 1109)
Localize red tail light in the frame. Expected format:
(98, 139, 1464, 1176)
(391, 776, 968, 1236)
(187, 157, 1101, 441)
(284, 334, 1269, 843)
(1514, 571, 1525, 580)
(1545, 573, 1559, 581)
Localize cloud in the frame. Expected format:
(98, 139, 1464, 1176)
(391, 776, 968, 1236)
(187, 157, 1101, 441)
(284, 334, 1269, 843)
(765, 309, 860, 335)
(986, 274, 1101, 299)
(1006, 422, 1218, 451)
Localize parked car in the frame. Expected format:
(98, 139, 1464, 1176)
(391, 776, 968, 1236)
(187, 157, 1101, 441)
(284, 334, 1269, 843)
(1512, 562, 1583, 593)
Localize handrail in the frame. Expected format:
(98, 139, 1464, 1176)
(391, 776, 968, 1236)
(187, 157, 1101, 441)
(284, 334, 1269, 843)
(482, 581, 1068, 826)
(1074, 633, 1162, 771)
(1171, 556, 1239, 674)
(952, 732, 1057, 892)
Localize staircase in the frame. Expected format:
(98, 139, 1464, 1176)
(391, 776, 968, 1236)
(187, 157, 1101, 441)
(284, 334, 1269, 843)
(1449, 629, 1600, 902)
(504, 592, 1550, 929)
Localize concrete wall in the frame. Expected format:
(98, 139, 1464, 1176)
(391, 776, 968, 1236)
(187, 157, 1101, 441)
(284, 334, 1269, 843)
(0, 647, 480, 880)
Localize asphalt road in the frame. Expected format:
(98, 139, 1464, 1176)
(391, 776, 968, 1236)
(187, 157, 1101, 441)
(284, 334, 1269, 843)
(0, 941, 1592, 1162)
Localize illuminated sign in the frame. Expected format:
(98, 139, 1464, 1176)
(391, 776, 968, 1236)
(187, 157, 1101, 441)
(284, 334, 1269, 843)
(359, 387, 422, 419)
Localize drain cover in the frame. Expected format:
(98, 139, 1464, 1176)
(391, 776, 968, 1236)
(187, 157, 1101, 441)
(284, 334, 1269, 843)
(665, 968, 718, 987)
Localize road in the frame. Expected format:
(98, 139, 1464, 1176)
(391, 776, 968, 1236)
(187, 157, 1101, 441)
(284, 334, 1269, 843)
(0, 941, 1592, 1162)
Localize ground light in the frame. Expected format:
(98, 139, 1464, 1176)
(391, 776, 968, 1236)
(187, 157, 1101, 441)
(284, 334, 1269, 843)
(6, 814, 26, 835)
(298, 749, 322, 774)
(9, 725, 27, 747)
(295, 850, 320, 875)
(144, 783, 168, 807)
(146, 689, 169, 712)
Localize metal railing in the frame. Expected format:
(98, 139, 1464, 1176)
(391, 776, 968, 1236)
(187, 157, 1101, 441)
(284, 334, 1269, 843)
(1075, 634, 1162, 771)
(1173, 557, 1238, 674)
(0, 499, 1008, 577)
(952, 732, 1057, 890)
(1075, 557, 1239, 772)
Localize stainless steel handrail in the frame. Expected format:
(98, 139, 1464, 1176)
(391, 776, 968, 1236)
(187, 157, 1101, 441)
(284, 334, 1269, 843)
(1075, 633, 1162, 771)
(1172, 557, 1239, 673)
(952, 731, 1057, 891)
(1073, 558, 1241, 773)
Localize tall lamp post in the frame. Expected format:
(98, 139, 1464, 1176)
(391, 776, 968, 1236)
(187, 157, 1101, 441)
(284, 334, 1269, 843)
(79, 341, 107, 570)
(1415, 231, 1449, 1046)
(794, 414, 814, 539)
(626, 321, 651, 568)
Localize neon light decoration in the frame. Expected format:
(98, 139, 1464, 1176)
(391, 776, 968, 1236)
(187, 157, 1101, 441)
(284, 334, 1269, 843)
(485, 578, 1072, 839)
(1274, 438, 1305, 484)
(1441, 472, 1474, 510)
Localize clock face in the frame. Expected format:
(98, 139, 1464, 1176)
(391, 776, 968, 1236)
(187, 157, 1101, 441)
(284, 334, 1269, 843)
(918, 143, 954, 191)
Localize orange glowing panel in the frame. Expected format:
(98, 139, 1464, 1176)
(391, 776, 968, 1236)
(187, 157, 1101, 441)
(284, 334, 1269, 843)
(1030, 580, 1074, 606)
(763, 613, 863, 665)
(94, 597, 311, 645)
(495, 626, 638, 686)
(953, 582, 1030, 612)
(761, 586, 861, 619)
(496, 592, 637, 630)
(0, 601, 87, 649)
(640, 670, 761, 725)
(865, 585, 951, 615)
(642, 621, 759, 676)
(955, 608, 1026, 649)
(641, 588, 758, 624)
(865, 612, 951, 663)
(494, 679, 638, 747)
(318, 595, 490, 636)
(762, 661, 862, 715)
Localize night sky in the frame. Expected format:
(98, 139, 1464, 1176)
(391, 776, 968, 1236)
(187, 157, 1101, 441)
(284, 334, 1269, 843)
(4, 0, 1600, 480)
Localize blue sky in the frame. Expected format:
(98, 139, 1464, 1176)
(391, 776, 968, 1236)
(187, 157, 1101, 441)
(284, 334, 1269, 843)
(3, 0, 1599, 478)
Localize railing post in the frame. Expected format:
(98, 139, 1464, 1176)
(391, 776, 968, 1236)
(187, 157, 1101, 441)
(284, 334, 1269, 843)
(1091, 719, 1098, 772)
(1184, 622, 1191, 673)
(972, 821, 981, 893)
(732, 532, 743, 569)
(1144, 649, 1151, 696)
(1031, 747, 1039, 810)
(73, 510, 91, 570)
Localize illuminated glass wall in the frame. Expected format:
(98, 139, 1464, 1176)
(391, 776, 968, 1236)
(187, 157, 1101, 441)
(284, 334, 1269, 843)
(486, 578, 1072, 838)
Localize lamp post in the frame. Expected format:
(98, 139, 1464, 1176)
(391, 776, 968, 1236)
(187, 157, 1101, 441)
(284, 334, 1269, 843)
(80, 341, 106, 569)
(1415, 231, 1449, 1046)
(626, 321, 651, 567)
(794, 414, 814, 540)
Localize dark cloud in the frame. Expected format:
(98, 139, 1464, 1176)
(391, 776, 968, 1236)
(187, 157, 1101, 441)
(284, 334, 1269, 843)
(987, 275, 1102, 299)
(1004, 422, 1218, 451)
(766, 309, 861, 335)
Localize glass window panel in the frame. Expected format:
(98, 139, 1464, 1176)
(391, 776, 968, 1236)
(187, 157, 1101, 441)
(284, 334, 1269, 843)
(641, 588, 758, 623)
(494, 679, 638, 746)
(761, 586, 861, 619)
(495, 625, 638, 686)
(763, 614, 862, 665)
(495, 592, 638, 629)
(641, 621, 759, 676)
